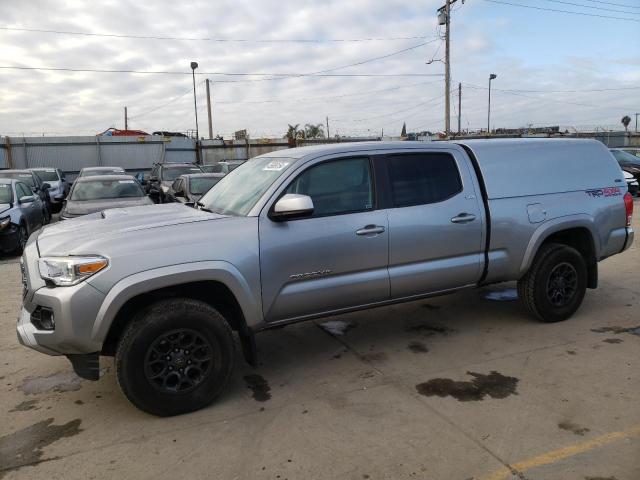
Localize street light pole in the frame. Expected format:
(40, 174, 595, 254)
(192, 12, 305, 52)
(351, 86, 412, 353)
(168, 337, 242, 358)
(487, 73, 497, 134)
(190, 61, 199, 140)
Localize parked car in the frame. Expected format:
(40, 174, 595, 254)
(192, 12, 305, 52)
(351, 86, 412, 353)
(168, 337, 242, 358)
(17, 139, 634, 416)
(623, 170, 639, 197)
(0, 169, 52, 223)
(201, 160, 245, 174)
(60, 175, 154, 220)
(0, 179, 45, 255)
(147, 163, 203, 203)
(31, 168, 69, 212)
(610, 148, 640, 192)
(77, 166, 126, 178)
(165, 173, 225, 205)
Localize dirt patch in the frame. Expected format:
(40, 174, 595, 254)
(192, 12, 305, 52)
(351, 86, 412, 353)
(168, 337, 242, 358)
(244, 374, 272, 402)
(359, 352, 387, 362)
(20, 372, 82, 395)
(406, 322, 455, 337)
(0, 418, 81, 478)
(9, 400, 39, 412)
(408, 341, 429, 353)
(558, 420, 590, 436)
(602, 338, 623, 344)
(591, 326, 640, 336)
(416, 371, 519, 401)
(566, 350, 577, 355)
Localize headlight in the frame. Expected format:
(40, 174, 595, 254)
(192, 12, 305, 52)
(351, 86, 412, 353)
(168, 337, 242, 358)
(0, 216, 10, 230)
(38, 256, 108, 286)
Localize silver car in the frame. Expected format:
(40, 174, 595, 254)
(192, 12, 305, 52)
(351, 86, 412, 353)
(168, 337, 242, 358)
(0, 178, 45, 254)
(60, 174, 153, 220)
(31, 168, 70, 212)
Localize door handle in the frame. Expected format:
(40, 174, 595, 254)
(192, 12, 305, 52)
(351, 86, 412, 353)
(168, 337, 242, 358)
(451, 213, 476, 224)
(356, 224, 386, 236)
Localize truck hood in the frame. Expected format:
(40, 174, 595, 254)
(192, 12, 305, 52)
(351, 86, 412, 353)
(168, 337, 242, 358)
(37, 203, 227, 255)
(0, 203, 11, 216)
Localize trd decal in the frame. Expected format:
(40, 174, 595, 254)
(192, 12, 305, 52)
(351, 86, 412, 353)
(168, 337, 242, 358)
(586, 187, 621, 198)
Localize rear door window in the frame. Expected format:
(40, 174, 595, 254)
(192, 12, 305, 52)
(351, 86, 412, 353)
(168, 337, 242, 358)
(16, 182, 31, 199)
(387, 153, 462, 207)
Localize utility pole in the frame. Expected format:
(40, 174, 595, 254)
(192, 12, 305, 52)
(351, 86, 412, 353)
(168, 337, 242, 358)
(124, 106, 128, 130)
(326, 116, 330, 139)
(444, 0, 451, 137)
(487, 73, 497, 134)
(437, 0, 464, 138)
(190, 61, 199, 141)
(206, 79, 213, 140)
(457, 82, 462, 135)
(635, 113, 639, 133)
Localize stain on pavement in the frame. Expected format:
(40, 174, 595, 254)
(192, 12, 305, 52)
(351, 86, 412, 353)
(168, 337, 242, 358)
(415, 371, 519, 401)
(558, 420, 590, 436)
(408, 341, 429, 353)
(406, 322, 455, 336)
(359, 352, 387, 362)
(602, 338, 623, 344)
(591, 326, 640, 336)
(20, 371, 82, 395)
(9, 399, 40, 412)
(244, 374, 272, 402)
(0, 418, 82, 478)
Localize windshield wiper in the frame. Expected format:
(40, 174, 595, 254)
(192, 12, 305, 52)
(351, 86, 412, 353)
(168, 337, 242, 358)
(196, 201, 213, 213)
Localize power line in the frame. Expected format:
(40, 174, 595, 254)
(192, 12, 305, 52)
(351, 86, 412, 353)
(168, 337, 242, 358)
(580, 0, 640, 9)
(0, 65, 442, 77)
(213, 79, 443, 104)
(541, 0, 640, 14)
(482, 0, 640, 21)
(0, 26, 433, 43)
(462, 83, 640, 93)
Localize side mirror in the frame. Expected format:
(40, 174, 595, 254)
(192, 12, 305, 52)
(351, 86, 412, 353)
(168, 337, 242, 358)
(42, 183, 51, 190)
(19, 195, 36, 204)
(174, 190, 184, 197)
(270, 194, 314, 221)
(149, 176, 158, 182)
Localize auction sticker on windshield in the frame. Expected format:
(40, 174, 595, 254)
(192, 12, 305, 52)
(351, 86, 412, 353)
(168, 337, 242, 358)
(263, 160, 290, 171)
(118, 180, 136, 183)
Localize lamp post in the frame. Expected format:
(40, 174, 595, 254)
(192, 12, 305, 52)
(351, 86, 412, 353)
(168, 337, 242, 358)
(190, 61, 199, 140)
(487, 73, 497, 134)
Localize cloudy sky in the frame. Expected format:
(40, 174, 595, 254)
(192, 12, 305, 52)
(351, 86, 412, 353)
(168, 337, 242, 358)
(1, 0, 639, 138)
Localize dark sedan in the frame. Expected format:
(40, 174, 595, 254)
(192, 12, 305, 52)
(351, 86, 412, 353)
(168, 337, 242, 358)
(165, 173, 225, 205)
(0, 169, 52, 223)
(60, 175, 154, 220)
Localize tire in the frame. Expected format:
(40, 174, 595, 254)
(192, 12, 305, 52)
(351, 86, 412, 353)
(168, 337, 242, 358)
(517, 243, 587, 323)
(116, 298, 236, 416)
(42, 206, 51, 225)
(12, 223, 28, 255)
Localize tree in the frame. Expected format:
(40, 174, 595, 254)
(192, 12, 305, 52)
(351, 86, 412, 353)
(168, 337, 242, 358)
(622, 115, 631, 132)
(284, 124, 300, 140)
(401, 122, 407, 137)
(304, 123, 325, 139)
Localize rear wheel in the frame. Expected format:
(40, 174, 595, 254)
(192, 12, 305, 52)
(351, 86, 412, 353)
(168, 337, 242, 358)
(116, 298, 236, 416)
(42, 206, 51, 224)
(518, 243, 587, 323)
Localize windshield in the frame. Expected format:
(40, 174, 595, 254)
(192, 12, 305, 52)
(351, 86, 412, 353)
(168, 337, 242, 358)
(190, 177, 221, 195)
(34, 170, 59, 182)
(611, 149, 640, 166)
(1, 172, 35, 187)
(199, 157, 293, 216)
(0, 184, 12, 203)
(163, 166, 202, 181)
(71, 179, 145, 201)
(80, 168, 124, 177)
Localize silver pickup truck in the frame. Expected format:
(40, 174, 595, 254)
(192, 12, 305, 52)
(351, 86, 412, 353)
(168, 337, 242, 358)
(17, 139, 634, 416)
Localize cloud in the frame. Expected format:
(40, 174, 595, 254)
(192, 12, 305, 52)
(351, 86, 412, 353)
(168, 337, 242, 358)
(0, 0, 637, 137)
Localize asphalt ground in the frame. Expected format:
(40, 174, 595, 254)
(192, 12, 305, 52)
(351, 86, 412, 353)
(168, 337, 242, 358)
(1, 205, 638, 480)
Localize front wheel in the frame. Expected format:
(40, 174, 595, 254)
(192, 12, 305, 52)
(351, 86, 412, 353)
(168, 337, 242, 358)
(517, 243, 587, 323)
(116, 298, 236, 416)
(12, 223, 28, 255)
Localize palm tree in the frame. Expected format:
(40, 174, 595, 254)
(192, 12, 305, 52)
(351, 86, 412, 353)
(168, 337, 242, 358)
(622, 115, 631, 132)
(284, 124, 300, 140)
(401, 122, 407, 137)
(304, 123, 325, 139)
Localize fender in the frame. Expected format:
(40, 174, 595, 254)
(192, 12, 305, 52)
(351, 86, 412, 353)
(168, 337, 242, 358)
(90, 260, 262, 344)
(518, 214, 600, 277)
